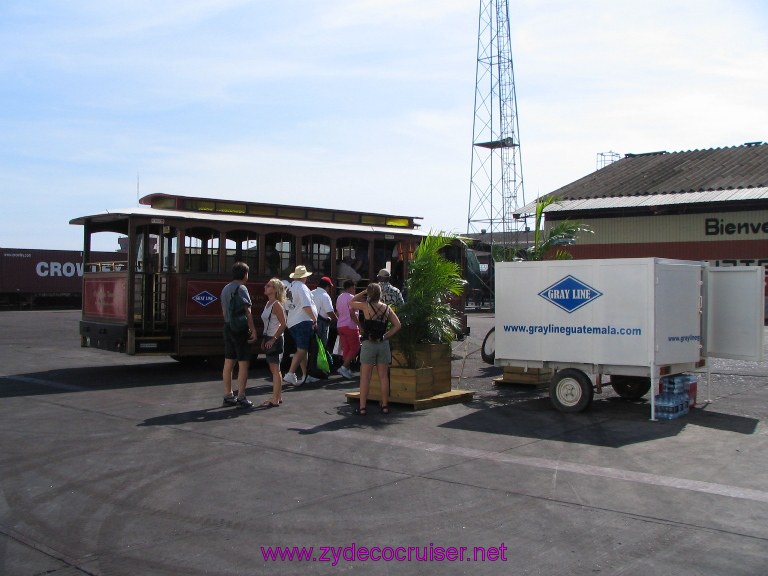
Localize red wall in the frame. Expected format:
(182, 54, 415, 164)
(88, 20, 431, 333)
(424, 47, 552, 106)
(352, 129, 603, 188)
(567, 239, 768, 265)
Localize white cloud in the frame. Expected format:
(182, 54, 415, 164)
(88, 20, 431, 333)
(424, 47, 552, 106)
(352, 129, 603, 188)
(1, 0, 766, 249)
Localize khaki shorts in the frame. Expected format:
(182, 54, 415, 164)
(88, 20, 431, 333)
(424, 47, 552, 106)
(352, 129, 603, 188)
(359, 339, 391, 365)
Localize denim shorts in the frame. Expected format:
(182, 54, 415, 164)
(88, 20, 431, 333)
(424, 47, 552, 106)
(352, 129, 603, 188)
(359, 339, 391, 365)
(289, 320, 314, 350)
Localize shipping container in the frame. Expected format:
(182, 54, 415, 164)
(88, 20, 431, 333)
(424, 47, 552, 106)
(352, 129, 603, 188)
(0, 248, 120, 309)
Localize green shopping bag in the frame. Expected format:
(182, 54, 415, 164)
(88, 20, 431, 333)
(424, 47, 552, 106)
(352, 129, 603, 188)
(307, 332, 332, 377)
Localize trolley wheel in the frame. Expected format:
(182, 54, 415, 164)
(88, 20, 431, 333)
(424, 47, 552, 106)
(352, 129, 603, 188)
(549, 369, 594, 413)
(610, 376, 652, 400)
(481, 327, 495, 365)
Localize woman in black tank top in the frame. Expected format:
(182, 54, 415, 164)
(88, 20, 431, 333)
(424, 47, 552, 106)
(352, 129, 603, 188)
(350, 283, 401, 416)
(363, 302, 389, 341)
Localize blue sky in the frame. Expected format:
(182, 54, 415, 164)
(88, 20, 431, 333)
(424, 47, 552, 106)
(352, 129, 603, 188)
(2, 0, 766, 251)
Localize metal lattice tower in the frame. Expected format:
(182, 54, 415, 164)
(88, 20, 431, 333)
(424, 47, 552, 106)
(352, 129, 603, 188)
(466, 0, 525, 245)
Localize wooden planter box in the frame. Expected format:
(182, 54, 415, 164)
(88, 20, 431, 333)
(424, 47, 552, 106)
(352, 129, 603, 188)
(368, 366, 434, 403)
(349, 342, 474, 409)
(391, 343, 452, 394)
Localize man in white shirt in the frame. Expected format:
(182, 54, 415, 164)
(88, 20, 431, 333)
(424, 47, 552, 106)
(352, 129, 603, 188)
(311, 276, 338, 349)
(283, 265, 319, 385)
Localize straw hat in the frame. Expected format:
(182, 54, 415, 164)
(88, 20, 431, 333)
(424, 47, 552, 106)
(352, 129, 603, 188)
(289, 265, 313, 279)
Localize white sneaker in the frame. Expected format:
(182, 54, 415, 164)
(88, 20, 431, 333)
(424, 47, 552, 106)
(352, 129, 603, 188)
(304, 375, 320, 384)
(283, 372, 298, 385)
(338, 366, 351, 378)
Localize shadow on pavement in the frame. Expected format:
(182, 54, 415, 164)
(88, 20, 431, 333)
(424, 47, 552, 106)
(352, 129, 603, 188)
(0, 362, 223, 398)
(287, 404, 411, 435)
(442, 395, 759, 447)
(137, 405, 259, 426)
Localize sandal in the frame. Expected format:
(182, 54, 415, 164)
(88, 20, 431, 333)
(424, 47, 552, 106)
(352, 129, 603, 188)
(261, 400, 280, 408)
(380, 405, 390, 414)
(354, 407, 367, 416)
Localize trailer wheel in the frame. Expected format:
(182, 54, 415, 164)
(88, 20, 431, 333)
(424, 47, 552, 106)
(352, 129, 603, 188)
(610, 376, 651, 400)
(549, 369, 593, 413)
(481, 327, 495, 364)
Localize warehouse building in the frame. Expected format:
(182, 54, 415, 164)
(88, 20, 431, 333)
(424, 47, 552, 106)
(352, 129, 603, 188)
(524, 141, 768, 317)
(531, 142, 768, 262)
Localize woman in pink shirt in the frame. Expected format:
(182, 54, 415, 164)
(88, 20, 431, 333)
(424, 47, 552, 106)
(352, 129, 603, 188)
(335, 279, 360, 379)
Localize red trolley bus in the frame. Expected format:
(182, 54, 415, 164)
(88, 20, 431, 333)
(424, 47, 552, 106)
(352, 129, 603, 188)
(70, 193, 467, 360)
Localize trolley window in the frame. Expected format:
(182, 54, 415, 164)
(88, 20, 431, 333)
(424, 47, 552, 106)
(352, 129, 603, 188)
(302, 235, 332, 277)
(185, 227, 220, 273)
(265, 232, 295, 277)
(336, 238, 369, 284)
(225, 230, 259, 274)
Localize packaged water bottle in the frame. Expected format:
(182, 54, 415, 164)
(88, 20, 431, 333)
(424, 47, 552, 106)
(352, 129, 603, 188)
(669, 376, 686, 394)
(655, 394, 671, 420)
(653, 394, 663, 419)
(670, 393, 688, 419)
(661, 375, 685, 395)
(667, 394, 679, 420)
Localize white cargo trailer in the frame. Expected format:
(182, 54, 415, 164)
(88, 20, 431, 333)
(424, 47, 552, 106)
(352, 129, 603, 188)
(494, 258, 764, 418)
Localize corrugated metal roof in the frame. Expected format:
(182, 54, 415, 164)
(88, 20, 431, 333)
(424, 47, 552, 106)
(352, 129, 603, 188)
(525, 186, 768, 214)
(522, 142, 768, 214)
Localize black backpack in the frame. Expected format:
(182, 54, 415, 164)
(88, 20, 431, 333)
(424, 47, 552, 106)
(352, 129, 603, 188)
(228, 289, 249, 333)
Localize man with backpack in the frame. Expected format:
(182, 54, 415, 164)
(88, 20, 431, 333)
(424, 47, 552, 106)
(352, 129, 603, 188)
(220, 262, 258, 408)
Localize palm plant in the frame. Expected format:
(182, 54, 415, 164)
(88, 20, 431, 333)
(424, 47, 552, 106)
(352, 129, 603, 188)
(480, 197, 592, 364)
(395, 232, 466, 368)
(525, 196, 592, 261)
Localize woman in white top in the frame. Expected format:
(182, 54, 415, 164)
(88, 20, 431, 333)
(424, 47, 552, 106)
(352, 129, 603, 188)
(261, 278, 288, 407)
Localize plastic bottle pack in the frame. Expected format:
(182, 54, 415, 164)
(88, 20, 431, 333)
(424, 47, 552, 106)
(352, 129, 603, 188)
(654, 392, 688, 420)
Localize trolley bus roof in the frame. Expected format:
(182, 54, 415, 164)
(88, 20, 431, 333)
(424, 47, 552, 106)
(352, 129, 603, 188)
(71, 193, 430, 237)
(136, 193, 423, 230)
(70, 206, 430, 238)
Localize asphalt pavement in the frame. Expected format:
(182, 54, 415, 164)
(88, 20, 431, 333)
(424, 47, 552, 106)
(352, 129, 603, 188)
(1, 310, 767, 575)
